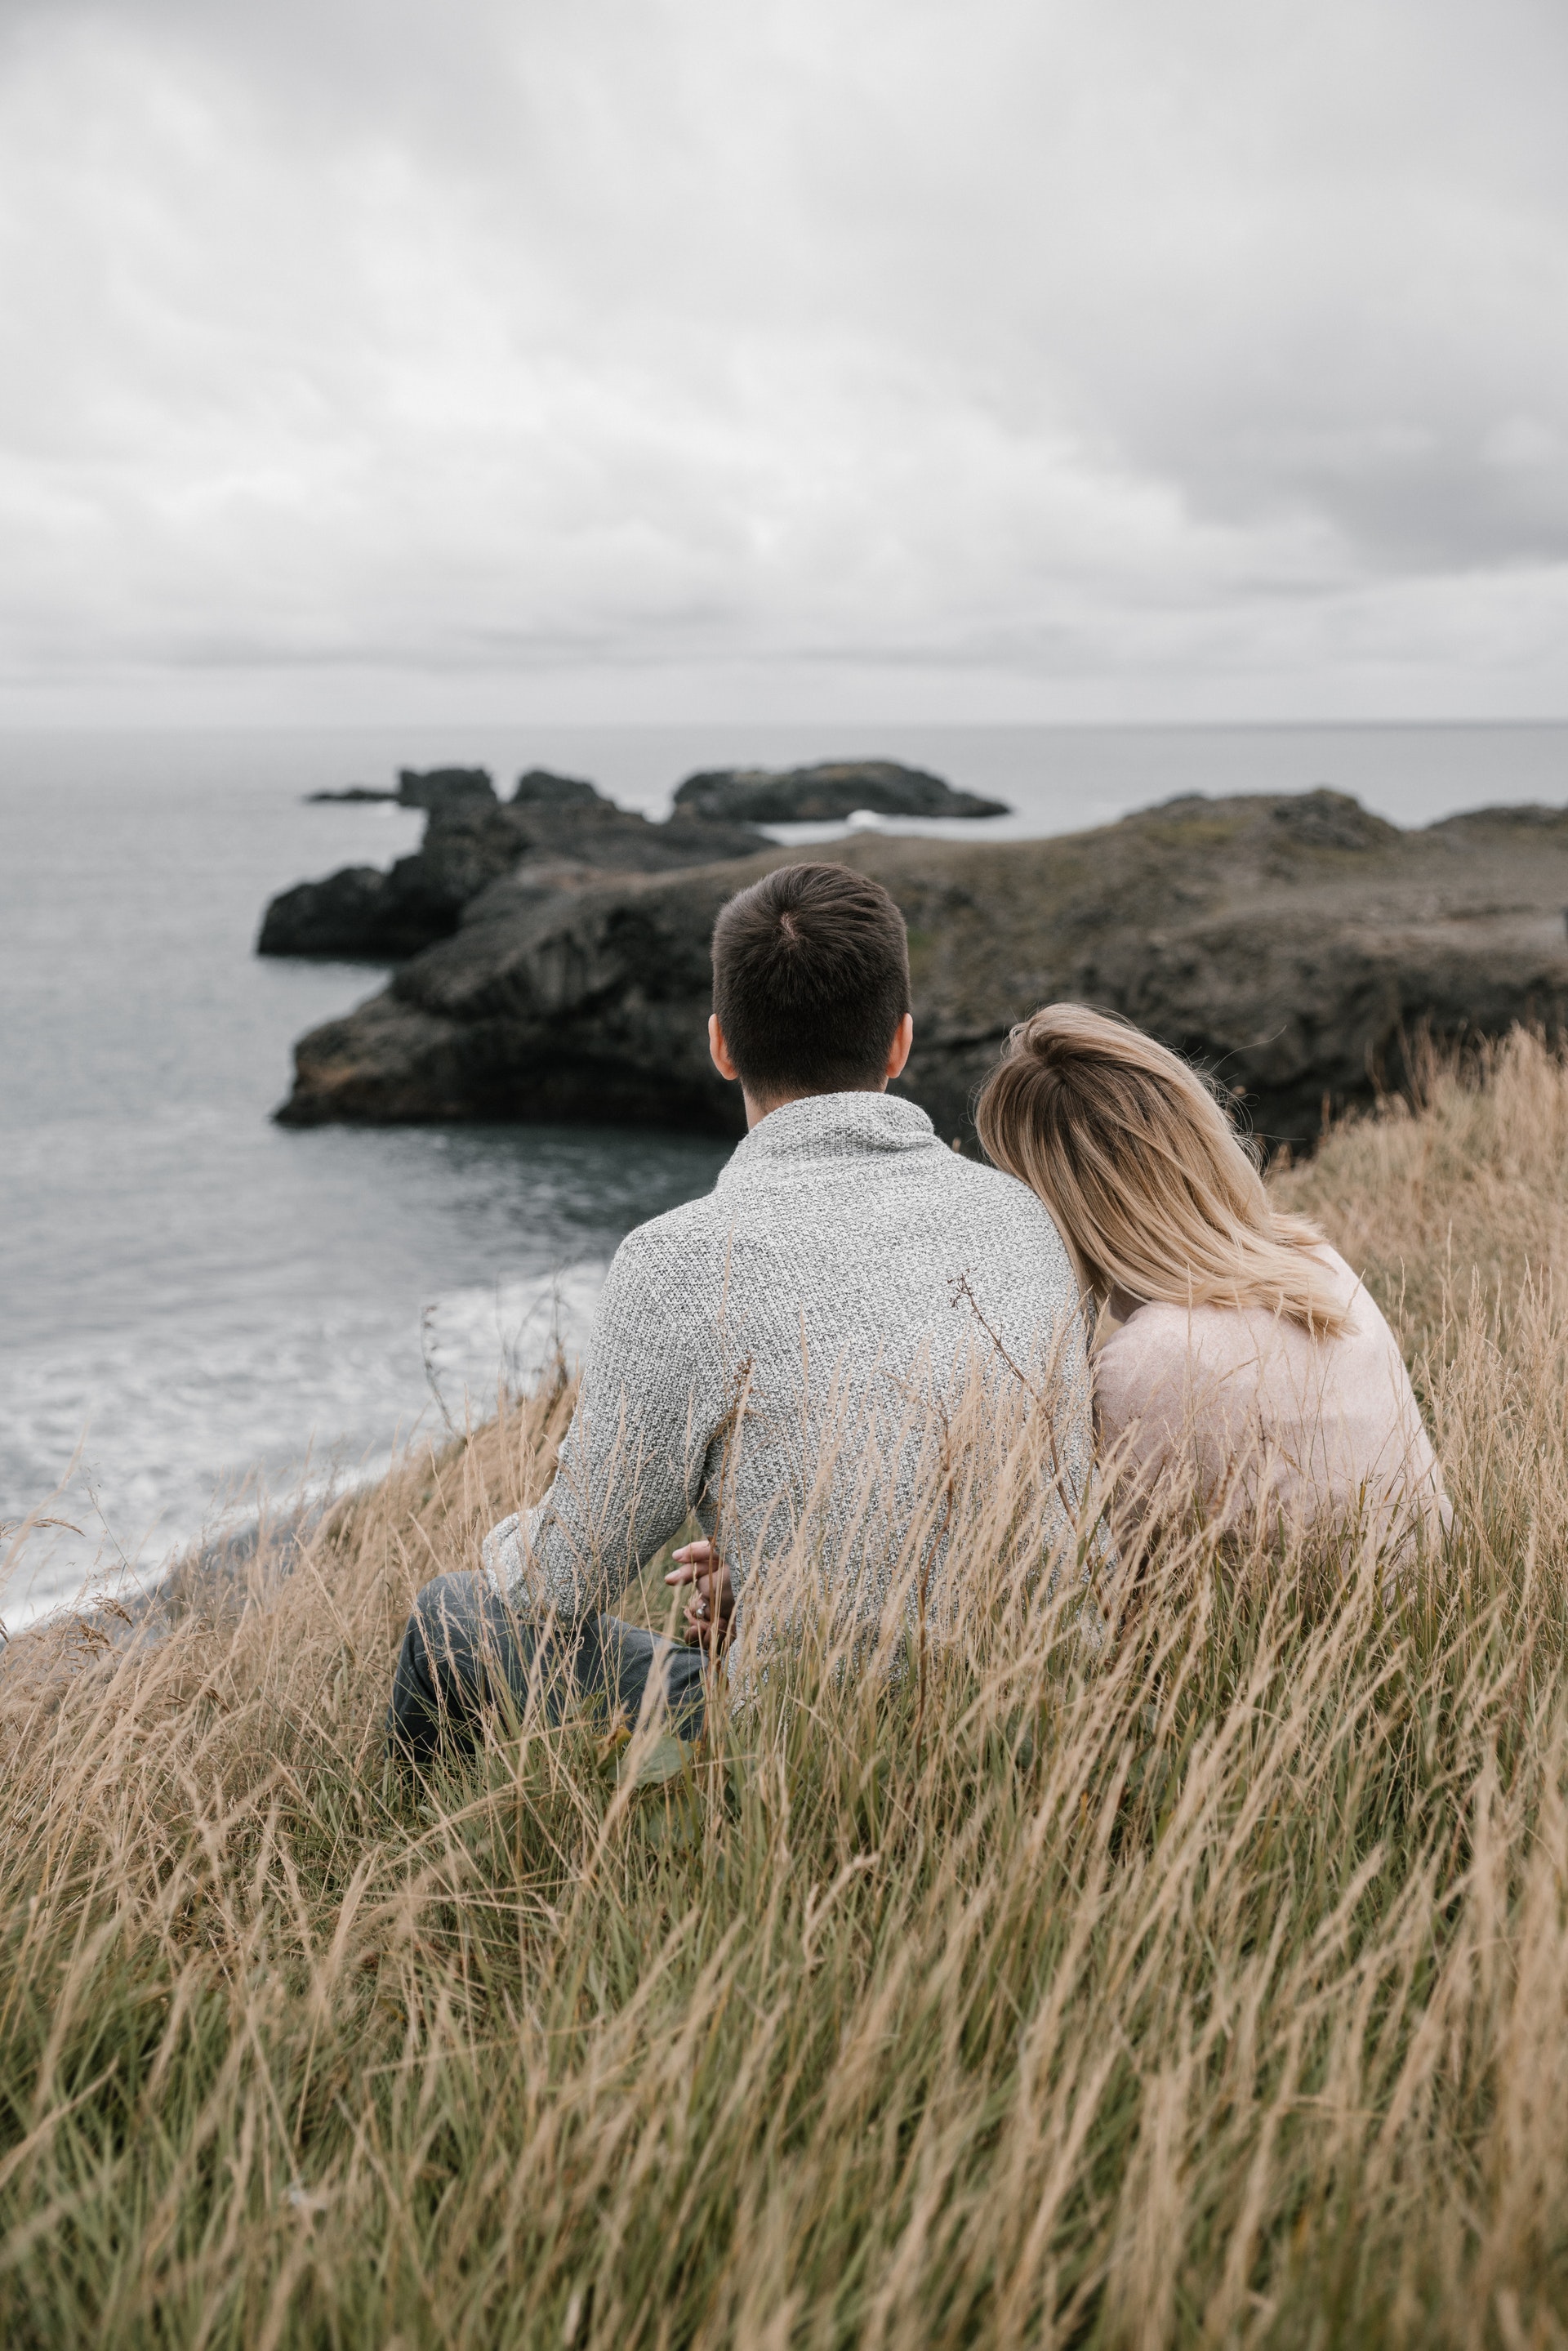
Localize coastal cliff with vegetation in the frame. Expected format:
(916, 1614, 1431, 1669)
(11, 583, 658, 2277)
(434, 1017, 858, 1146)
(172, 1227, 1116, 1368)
(270, 783, 1568, 1153)
(7, 1034, 1568, 2341)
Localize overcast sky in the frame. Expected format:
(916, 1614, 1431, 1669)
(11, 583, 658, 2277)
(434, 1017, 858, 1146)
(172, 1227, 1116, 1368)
(2, 0, 1566, 725)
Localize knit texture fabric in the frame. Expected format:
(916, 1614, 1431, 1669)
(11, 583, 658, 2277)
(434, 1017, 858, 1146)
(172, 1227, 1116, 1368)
(482, 1092, 1095, 1662)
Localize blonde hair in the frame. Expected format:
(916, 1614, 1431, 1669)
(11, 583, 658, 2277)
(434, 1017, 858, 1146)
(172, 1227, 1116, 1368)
(974, 1004, 1349, 1339)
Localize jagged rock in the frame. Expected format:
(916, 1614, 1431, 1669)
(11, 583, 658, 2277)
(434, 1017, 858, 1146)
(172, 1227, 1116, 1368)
(511, 767, 603, 809)
(671, 760, 1010, 824)
(258, 770, 768, 961)
(397, 766, 498, 813)
(1266, 789, 1401, 852)
(258, 809, 525, 960)
(258, 866, 403, 959)
(274, 790, 1568, 1150)
(276, 863, 761, 1127)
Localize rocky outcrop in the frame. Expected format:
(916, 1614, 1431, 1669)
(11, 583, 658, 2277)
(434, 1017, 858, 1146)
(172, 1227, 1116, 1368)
(511, 767, 603, 810)
(274, 787, 1568, 1150)
(670, 760, 1010, 824)
(305, 768, 499, 810)
(257, 770, 768, 961)
(396, 766, 498, 814)
(276, 863, 767, 1127)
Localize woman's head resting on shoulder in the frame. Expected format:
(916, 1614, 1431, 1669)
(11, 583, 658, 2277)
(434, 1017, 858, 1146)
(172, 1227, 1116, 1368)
(974, 1003, 1348, 1339)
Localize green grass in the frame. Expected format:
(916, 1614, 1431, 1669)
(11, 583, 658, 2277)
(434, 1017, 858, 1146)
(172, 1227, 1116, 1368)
(6, 1032, 1568, 2348)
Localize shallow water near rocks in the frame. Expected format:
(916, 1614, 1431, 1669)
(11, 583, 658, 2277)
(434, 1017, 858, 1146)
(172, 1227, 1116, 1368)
(4, 720, 1565, 1625)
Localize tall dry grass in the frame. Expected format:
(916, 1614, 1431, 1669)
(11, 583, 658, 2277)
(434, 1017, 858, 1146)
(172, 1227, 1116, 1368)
(6, 1032, 1568, 2348)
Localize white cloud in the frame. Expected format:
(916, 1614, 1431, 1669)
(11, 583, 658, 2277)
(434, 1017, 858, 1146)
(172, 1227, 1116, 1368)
(1, 0, 1566, 720)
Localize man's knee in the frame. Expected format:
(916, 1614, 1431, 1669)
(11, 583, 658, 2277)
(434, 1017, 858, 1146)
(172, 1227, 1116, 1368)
(591, 1617, 706, 1740)
(410, 1572, 485, 1663)
(387, 1573, 490, 1762)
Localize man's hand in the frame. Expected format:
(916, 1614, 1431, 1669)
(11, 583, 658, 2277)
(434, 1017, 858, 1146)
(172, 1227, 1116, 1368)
(665, 1539, 734, 1652)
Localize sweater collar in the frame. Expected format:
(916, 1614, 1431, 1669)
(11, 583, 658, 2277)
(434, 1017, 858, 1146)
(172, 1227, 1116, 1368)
(717, 1091, 938, 1186)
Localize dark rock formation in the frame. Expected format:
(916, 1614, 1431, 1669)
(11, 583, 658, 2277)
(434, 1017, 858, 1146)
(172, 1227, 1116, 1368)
(397, 766, 498, 813)
(511, 767, 602, 810)
(274, 787, 1568, 1151)
(260, 866, 410, 959)
(258, 807, 523, 960)
(277, 863, 763, 1128)
(671, 760, 1010, 824)
(304, 768, 497, 810)
(257, 770, 768, 961)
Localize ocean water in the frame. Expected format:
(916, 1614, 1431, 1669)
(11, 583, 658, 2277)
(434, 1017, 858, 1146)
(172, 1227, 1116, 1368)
(3, 720, 1566, 1626)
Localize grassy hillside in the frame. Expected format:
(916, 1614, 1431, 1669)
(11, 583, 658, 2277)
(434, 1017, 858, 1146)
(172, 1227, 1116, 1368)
(6, 1033, 1568, 2348)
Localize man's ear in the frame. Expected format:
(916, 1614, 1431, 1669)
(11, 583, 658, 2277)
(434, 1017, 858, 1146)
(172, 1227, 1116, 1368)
(709, 1014, 741, 1083)
(885, 1011, 914, 1084)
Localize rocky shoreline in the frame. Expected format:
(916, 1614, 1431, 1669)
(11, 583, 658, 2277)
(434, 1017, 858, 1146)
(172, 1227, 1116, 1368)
(262, 773, 1568, 1155)
(259, 757, 1001, 963)
(259, 766, 770, 960)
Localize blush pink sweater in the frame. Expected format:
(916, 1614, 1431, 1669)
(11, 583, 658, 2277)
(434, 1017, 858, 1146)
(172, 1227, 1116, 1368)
(1093, 1245, 1448, 1546)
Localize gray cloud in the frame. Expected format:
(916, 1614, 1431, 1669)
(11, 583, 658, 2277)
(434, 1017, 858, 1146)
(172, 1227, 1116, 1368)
(1, 0, 1566, 720)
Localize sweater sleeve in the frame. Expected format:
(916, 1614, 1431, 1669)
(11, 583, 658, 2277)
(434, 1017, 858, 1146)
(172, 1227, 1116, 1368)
(480, 1218, 724, 1623)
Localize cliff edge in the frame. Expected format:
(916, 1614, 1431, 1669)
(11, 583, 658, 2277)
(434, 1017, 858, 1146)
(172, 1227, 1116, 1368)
(270, 790, 1568, 1153)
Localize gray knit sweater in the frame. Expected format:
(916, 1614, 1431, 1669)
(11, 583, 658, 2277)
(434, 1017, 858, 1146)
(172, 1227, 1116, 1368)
(482, 1091, 1094, 1652)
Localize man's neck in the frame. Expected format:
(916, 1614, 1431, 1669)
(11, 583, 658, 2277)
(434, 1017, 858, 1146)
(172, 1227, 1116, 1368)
(742, 1079, 889, 1131)
(742, 1081, 889, 1128)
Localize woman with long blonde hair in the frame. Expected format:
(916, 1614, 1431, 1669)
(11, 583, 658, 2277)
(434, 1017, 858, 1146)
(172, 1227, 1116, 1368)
(975, 1005, 1447, 1549)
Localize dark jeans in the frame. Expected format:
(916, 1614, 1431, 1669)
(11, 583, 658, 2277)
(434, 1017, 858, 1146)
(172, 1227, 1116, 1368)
(386, 1571, 707, 1766)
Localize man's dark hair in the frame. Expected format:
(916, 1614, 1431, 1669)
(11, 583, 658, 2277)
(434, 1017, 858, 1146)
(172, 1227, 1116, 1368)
(711, 862, 912, 1099)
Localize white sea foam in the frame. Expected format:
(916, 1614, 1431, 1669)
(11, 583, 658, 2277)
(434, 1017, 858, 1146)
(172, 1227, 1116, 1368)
(0, 1261, 613, 1629)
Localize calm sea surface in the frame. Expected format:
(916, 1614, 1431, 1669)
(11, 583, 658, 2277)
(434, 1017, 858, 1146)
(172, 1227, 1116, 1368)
(4, 721, 1566, 1623)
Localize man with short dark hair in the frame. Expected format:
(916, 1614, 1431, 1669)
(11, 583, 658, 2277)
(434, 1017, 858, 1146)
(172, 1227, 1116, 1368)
(388, 862, 1093, 1763)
